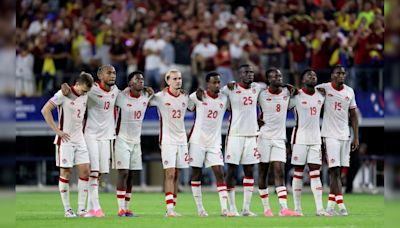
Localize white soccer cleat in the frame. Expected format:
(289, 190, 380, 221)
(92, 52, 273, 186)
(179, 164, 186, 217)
(76, 209, 93, 218)
(241, 210, 257, 217)
(326, 208, 339, 216)
(165, 210, 177, 217)
(294, 209, 304, 216)
(198, 210, 209, 217)
(316, 210, 332, 216)
(339, 208, 349, 216)
(64, 209, 77, 218)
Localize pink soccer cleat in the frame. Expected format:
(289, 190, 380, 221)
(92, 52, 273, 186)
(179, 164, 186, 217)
(279, 208, 302, 216)
(118, 209, 125, 217)
(264, 209, 274, 217)
(94, 209, 105, 218)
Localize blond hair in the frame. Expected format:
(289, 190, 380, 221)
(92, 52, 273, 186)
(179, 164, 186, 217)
(165, 69, 181, 82)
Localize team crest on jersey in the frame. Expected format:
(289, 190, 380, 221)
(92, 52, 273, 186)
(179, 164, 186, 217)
(302, 101, 307, 104)
(182, 102, 186, 107)
(83, 102, 86, 106)
(318, 100, 322, 105)
(235, 91, 241, 94)
(127, 103, 132, 107)
(252, 89, 256, 94)
(97, 95, 103, 98)
(328, 93, 333, 97)
(143, 102, 147, 106)
(165, 103, 171, 106)
(330, 158, 335, 164)
(62, 159, 67, 164)
(345, 96, 350, 101)
(164, 160, 168, 165)
(112, 94, 115, 98)
(70, 101, 75, 105)
(202, 102, 208, 106)
(283, 96, 288, 100)
(293, 156, 298, 161)
(220, 103, 223, 108)
(226, 155, 231, 160)
(117, 161, 121, 165)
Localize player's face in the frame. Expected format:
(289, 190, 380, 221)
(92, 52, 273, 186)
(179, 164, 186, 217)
(332, 67, 346, 85)
(239, 66, 254, 84)
(303, 71, 318, 87)
(207, 75, 221, 93)
(99, 66, 116, 86)
(75, 84, 90, 96)
(129, 74, 144, 91)
(167, 72, 182, 90)
(268, 70, 284, 87)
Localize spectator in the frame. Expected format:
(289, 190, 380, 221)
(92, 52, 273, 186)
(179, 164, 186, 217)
(143, 28, 166, 90)
(160, 32, 176, 89)
(109, 30, 128, 89)
(191, 35, 218, 88)
(172, 32, 193, 92)
(288, 30, 308, 88)
(214, 42, 234, 87)
(16, 43, 35, 97)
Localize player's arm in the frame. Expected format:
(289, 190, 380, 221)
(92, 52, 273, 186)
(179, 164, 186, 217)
(285, 83, 299, 96)
(41, 101, 70, 142)
(187, 93, 197, 112)
(349, 107, 360, 151)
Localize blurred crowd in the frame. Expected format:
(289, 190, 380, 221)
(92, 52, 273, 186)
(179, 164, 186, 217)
(16, 0, 384, 97)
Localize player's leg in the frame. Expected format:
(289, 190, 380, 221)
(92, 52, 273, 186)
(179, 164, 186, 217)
(74, 144, 91, 217)
(85, 137, 101, 215)
(56, 144, 75, 217)
(335, 139, 352, 216)
(124, 170, 135, 216)
(113, 138, 130, 216)
(174, 145, 190, 215)
(123, 143, 142, 217)
(224, 136, 242, 215)
(291, 144, 307, 216)
(116, 169, 128, 216)
(211, 165, 229, 216)
(189, 144, 207, 216)
(257, 137, 272, 216)
(161, 144, 178, 217)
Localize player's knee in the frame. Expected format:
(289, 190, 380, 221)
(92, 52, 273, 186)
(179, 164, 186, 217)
(80, 168, 90, 179)
(165, 170, 175, 181)
(60, 168, 72, 179)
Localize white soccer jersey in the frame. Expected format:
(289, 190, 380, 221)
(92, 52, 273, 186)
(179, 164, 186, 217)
(187, 91, 229, 148)
(84, 82, 119, 140)
(258, 87, 291, 140)
(49, 89, 87, 146)
(115, 90, 152, 144)
(289, 88, 325, 145)
(317, 82, 357, 140)
(149, 88, 189, 145)
(222, 83, 264, 136)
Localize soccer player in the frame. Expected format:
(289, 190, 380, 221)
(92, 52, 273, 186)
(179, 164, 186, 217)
(149, 69, 189, 217)
(257, 68, 299, 217)
(187, 72, 230, 217)
(41, 72, 94, 217)
(289, 69, 330, 216)
(113, 71, 153, 217)
(83, 64, 120, 217)
(316, 65, 359, 216)
(222, 64, 264, 216)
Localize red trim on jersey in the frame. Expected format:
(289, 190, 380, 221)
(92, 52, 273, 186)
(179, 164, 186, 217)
(225, 113, 232, 153)
(167, 87, 180, 97)
(57, 145, 61, 167)
(97, 82, 111, 92)
(159, 114, 163, 145)
(301, 87, 315, 96)
(188, 111, 196, 140)
(331, 82, 344, 91)
(49, 100, 58, 107)
(115, 108, 122, 136)
(71, 86, 80, 97)
(268, 87, 282, 95)
(238, 82, 250, 89)
(56, 107, 64, 145)
(206, 90, 219, 99)
(292, 109, 299, 144)
(130, 90, 141, 98)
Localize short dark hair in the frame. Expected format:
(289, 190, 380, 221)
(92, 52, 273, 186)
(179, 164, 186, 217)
(301, 68, 314, 79)
(127, 70, 144, 83)
(332, 64, 345, 73)
(239, 64, 251, 70)
(76, 71, 94, 88)
(97, 64, 114, 77)
(265, 67, 279, 78)
(205, 71, 220, 82)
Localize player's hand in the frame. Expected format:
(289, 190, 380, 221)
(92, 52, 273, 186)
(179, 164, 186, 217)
(144, 86, 154, 96)
(316, 87, 326, 96)
(351, 138, 359, 151)
(123, 87, 130, 93)
(196, 88, 205, 101)
(285, 84, 298, 96)
(227, 81, 236, 91)
(61, 83, 71, 96)
(257, 118, 265, 128)
(56, 129, 71, 142)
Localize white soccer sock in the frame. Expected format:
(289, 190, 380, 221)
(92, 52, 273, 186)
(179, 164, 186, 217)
(217, 184, 228, 212)
(310, 169, 324, 212)
(292, 168, 304, 212)
(191, 181, 204, 211)
(242, 176, 254, 212)
(125, 190, 132, 210)
(165, 192, 174, 211)
(77, 177, 89, 211)
(88, 172, 100, 210)
(59, 176, 71, 211)
(327, 192, 336, 210)
(276, 186, 288, 210)
(227, 187, 237, 212)
(336, 194, 346, 211)
(258, 188, 270, 211)
(116, 188, 126, 211)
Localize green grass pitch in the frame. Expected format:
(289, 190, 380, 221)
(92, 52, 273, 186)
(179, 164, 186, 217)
(17, 192, 383, 227)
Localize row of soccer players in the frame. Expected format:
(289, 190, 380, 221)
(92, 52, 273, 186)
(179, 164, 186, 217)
(41, 64, 359, 218)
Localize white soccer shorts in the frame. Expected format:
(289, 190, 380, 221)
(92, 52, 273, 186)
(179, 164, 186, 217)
(161, 144, 189, 169)
(225, 136, 260, 165)
(257, 138, 287, 163)
(112, 137, 143, 170)
(189, 143, 224, 168)
(85, 138, 112, 173)
(323, 137, 351, 168)
(55, 144, 90, 168)
(291, 144, 322, 166)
